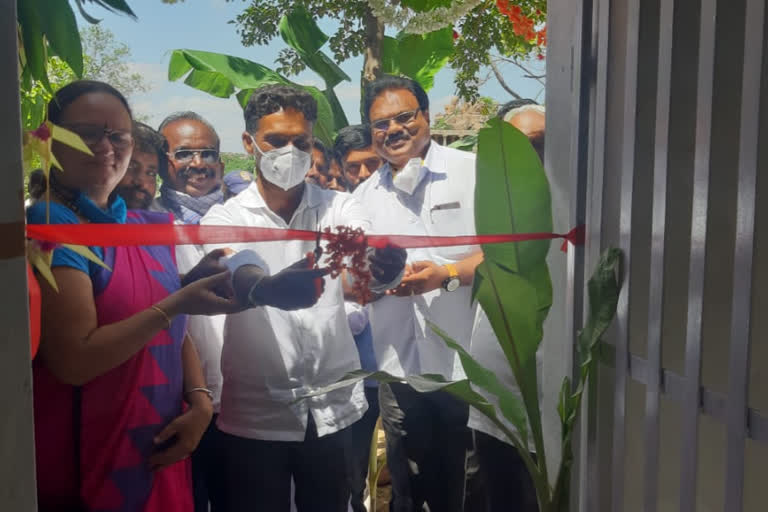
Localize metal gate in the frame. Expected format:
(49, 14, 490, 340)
(549, 0, 768, 510)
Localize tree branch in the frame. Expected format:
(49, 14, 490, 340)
(495, 55, 546, 85)
(489, 60, 522, 99)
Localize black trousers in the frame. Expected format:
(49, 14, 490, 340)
(343, 386, 380, 512)
(193, 413, 224, 512)
(213, 415, 350, 512)
(379, 382, 473, 512)
(474, 430, 539, 512)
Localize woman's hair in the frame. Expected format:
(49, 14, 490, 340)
(47, 80, 132, 124)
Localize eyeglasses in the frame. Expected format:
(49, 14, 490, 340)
(370, 109, 420, 132)
(170, 149, 220, 164)
(61, 123, 134, 150)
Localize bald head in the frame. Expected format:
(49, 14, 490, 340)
(505, 106, 545, 163)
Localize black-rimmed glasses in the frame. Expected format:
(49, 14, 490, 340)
(371, 109, 420, 132)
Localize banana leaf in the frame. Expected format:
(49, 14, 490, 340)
(168, 49, 338, 146)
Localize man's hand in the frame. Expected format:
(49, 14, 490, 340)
(368, 245, 407, 285)
(181, 248, 233, 287)
(148, 401, 212, 471)
(388, 260, 449, 296)
(243, 254, 330, 311)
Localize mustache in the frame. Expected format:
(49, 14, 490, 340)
(385, 131, 409, 146)
(178, 167, 217, 180)
(118, 185, 152, 199)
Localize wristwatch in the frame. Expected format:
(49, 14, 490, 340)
(441, 263, 461, 292)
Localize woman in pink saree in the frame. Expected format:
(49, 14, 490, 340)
(27, 81, 240, 512)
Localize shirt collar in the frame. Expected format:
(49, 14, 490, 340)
(237, 181, 323, 212)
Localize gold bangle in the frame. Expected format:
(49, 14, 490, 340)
(150, 305, 172, 329)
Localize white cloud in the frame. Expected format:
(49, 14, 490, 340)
(126, 62, 168, 90)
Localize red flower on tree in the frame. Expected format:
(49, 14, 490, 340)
(495, 0, 546, 48)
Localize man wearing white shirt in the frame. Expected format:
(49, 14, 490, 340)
(354, 75, 483, 512)
(199, 84, 406, 512)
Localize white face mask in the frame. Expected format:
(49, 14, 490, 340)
(392, 157, 423, 195)
(252, 137, 312, 191)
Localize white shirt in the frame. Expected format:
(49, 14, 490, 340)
(352, 142, 479, 380)
(200, 182, 368, 441)
(150, 198, 227, 413)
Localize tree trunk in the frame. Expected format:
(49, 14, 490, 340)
(360, 5, 384, 120)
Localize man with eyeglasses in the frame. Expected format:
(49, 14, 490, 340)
(150, 111, 232, 512)
(353, 75, 484, 512)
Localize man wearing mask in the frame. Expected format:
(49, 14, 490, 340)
(353, 75, 483, 512)
(115, 122, 164, 210)
(334, 124, 382, 192)
(150, 111, 230, 512)
(199, 84, 406, 511)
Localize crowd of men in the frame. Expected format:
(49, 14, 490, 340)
(43, 75, 545, 512)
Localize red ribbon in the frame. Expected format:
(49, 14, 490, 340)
(25, 223, 585, 359)
(26, 223, 586, 252)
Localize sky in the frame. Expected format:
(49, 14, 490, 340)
(79, 0, 545, 153)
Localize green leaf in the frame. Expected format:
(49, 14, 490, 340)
(168, 50, 193, 81)
(474, 260, 549, 481)
(398, 28, 454, 91)
(475, 118, 553, 274)
(184, 70, 235, 98)
(17, 0, 51, 90)
(90, 0, 136, 19)
(400, 0, 453, 11)
(51, 124, 93, 155)
(577, 248, 622, 361)
(279, 6, 328, 57)
(381, 29, 454, 92)
(380, 36, 400, 76)
(171, 49, 285, 90)
(301, 50, 351, 89)
(38, 0, 83, 77)
(62, 244, 111, 271)
(448, 134, 477, 151)
(429, 321, 529, 445)
(323, 87, 350, 132)
(168, 49, 338, 145)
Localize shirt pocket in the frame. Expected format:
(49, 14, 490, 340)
(425, 201, 476, 260)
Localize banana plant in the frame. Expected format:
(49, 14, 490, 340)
(168, 6, 350, 145)
(300, 118, 622, 511)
